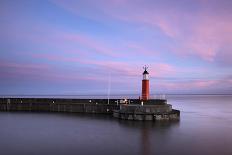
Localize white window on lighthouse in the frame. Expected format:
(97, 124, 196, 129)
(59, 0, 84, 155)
(143, 74, 149, 80)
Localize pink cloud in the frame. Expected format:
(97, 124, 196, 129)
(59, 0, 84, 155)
(52, 0, 232, 64)
(2, 20, 122, 58)
(124, 42, 160, 57)
(31, 52, 177, 78)
(31, 53, 81, 63)
(51, 0, 178, 37)
(62, 33, 121, 57)
(176, 16, 232, 62)
(153, 80, 217, 92)
(152, 75, 232, 94)
(0, 61, 49, 70)
(0, 59, 108, 84)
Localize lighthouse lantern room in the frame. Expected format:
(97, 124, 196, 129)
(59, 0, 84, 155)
(142, 66, 150, 100)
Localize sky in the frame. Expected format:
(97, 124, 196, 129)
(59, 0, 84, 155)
(0, 0, 232, 96)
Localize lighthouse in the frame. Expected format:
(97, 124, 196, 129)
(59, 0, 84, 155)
(142, 66, 149, 100)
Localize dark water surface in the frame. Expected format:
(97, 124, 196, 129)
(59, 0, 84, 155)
(0, 95, 232, 155)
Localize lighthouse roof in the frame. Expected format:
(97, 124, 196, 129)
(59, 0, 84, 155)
(143, 69, 149, 74)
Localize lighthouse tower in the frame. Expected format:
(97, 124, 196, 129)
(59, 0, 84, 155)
(142, 66, 149, 100)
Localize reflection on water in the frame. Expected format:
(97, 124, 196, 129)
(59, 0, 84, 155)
(118, 120, 179, 155)
(0, 95, 232, 155)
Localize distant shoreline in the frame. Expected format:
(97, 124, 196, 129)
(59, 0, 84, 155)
(0, 94, 231, 96)
(0, 94, 231, 99)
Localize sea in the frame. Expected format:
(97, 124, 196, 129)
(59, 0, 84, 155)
(0, 95, 232, 155)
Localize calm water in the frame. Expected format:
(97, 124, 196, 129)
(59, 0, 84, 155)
(0, 95, 232, 155)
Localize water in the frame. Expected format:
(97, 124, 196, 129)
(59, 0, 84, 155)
(0, 95, 232, 155)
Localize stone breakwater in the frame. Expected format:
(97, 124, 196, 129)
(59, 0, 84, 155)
(0, 98, 120, 114)
(0, 98, 180, 121)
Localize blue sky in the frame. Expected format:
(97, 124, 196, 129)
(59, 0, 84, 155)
(1, 0, 232, 95)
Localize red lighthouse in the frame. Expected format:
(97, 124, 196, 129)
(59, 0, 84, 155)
(142, 66, 149, 100)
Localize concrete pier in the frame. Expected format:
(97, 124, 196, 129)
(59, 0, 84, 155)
(113, 102, 180, 121)
(0, 98, 121, 114)
(0, 98, 180, 121)
(113, 109, 180, 121)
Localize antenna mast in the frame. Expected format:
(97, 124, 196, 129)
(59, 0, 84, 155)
(107, 72, 111, 105)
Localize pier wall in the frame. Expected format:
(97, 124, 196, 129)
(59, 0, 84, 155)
(0, 98, 180, 121)
(0, 98, 122, 114)
(0, 98, 167, 113)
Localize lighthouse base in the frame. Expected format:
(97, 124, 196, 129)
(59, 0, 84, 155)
(113, 109, 180, 121)
(113, 102, 180, 121)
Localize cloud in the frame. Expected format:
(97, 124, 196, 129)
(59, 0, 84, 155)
(0, 61, 49, 70)
(0, 59, 108, 84)
(52, 0, 232, 64)
(152, 78, 230, 94)
(62, 33, 121, 57)
(0, 60, 52, 81)
(1, 0, 232, 94)
(31, 52, 177, 78)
